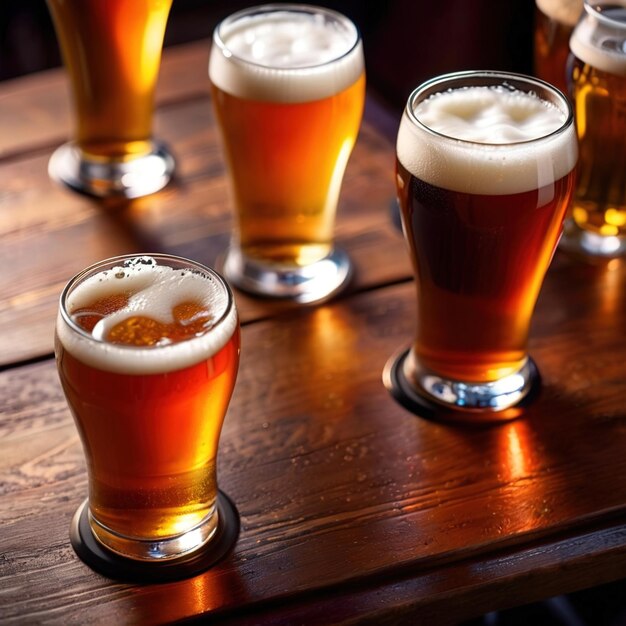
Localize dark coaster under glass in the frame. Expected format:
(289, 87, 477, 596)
(383, 348, 542, 425)
(70, 490, 239, 583)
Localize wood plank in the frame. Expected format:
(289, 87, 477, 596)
(0, 40, 215, 160)
(0, 38, 400, 159)
(0, 95, 403, 367)
(1, 267, 625, 624)
(219, 522, 626, 625)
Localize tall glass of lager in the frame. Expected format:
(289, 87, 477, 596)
(563, 0, 626, 256)
(534, 0, 583, 93)
(55, 254, 240, 564)
(385, 72, 577, 421)
(209, 4, 365, 303)
(46, 0, 175, 199)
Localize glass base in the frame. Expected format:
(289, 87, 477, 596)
(383, 348, 541, 424)
(48, 141, 175, 199)
(222, 245, 353, 304)
(89, 505, 219, 562)
(560, 219, 626, 258)
(69, 491, 239, 582)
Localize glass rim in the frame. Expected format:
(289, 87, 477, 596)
(404, 70, 575, 148)
(583, 0, 626, 28)
(212, 3, 362, 72)
(59, 253, 235, 350)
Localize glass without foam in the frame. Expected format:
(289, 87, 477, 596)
(385, 71, 578, 420)
(534, 0, 583, 94)
(55, 254, 240, 560)
(46, 0, 175, 198)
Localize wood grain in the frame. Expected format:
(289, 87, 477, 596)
(0, 40, 214, 160)
(1, 261, 625, 624)
(0, 39, 400, 160)
(0, 94, 402, 367)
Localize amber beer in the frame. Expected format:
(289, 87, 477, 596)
(534, 0, 583, 93)
(393, 72, 577, 413)
(209, 5, 365, 300)
(47, 0, 171, 159)
(565, 0, 626, 256)
(55, 255, 239, 560)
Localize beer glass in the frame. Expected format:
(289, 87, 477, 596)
(534, 0, 583, 94)
(562, 0, 626, 257)
(209, 4, 366, 304)
(55, 254, 240, 574)
(384, 71, 577, 421)
(46, 0, 175, 199)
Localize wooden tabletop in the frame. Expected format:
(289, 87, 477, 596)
(1, 40, 625, 626)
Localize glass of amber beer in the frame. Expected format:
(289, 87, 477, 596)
(562, 0, 626, 256)
(534, 0, 583, 94)
(55, 255, 240, 572)
(384, 71, 577, 421)
(46, 0, 175, 198)
(209, 4, 365, 303)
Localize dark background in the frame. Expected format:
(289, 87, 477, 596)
(0, 0, 534, 111)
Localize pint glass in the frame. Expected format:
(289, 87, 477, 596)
(46, 0, 175, 198)
(534, 0, 583, 93)
(209, 4, 365, 303)
(562, 0, 626, 256)
(385, 72, 577, 420)
(55, 254, 240, 564)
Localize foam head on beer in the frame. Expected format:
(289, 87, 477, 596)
(209, 7, 364, 102)
(395, 76, 577, 385)
(397, 84, 578, 196)
(536, 0, 583, 27)
(569, 3, 626, 77)
(57, 256, 238, 375)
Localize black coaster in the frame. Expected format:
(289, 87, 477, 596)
(383, 348, 541, 426)
(70, 491, 240, 583)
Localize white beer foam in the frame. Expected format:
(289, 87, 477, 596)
(56, 259, 238, 375)
(209, 8, 364, 103)
(569, 6, 626, 76)
(536, 0, 583, 27)
(397, 85, 577, 195)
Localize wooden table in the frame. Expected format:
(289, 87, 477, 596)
(1, 40, 625, 626)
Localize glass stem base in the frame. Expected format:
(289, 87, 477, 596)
(48, 141, 175, 199)
(222, 244, 352, 304)
(88, 504, 219, 562)
(383, 348, 541, 423)
(559, 218, 626, 258)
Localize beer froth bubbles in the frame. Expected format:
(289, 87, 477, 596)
(59, 256, 236, 374)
